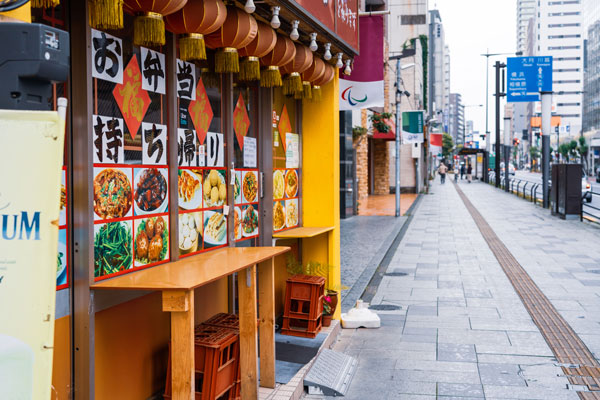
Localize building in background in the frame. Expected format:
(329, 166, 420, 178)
(517, 0, 536, 53)
(583, 0, 600, 172)
(429, 9, 450, 123)
(449, 93, 465, 145)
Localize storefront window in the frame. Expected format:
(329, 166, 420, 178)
(272, 90, 300, 232)
(177, 61, 227, 257)
(233, 86, 259, 245)
(91, 28, 170, 280)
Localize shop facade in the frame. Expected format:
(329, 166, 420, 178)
(0, 0, 358, 398)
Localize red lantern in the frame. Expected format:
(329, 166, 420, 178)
(165, 0, 227, 61)
(204, 6, 258, 73)
(301, 57, 326, 100)
(259, 34, 296, 88)
(280, 43, 313, 96)
(123, 0, 188, 47)
(238, 21, 277, 82)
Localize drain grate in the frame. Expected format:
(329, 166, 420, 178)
(368, 304, 401, 311)
(385, 272, 408, 277)
(454, 182, 600, 399)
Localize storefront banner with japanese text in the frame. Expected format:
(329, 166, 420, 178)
(0, 109, 65, 400)
(402, 111, 424, 144)
(339, 15, 383, 110)
(429, 132, 443, 156)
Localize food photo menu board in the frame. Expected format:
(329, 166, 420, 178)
(57, 167, 68, 290)
(272, 103, 300, 232)
(91, 29, 170, 281)
(233, 91, 259, 243)
(177, 69, 228, 257)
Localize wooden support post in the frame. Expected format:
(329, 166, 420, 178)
(258, 258, 276, 388)
(238, 265, 259, 399)
(163, 290, 194, 400)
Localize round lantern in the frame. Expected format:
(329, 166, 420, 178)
(123, 0, 188, 47)
(31, 0, 59, 9)
(312, 63, 334, 102)
(165, 0, 227, 61)
(89, 0, 123, 30)
(280, 43, 313, 96)
(204, 6, 258, 74)
(238, 21, 277, 82)
(259, 34, 295, 88)
(300, 57, 326, 100)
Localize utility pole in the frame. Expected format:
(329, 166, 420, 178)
(494, 60, 506, 188)
(504, 116, 511, 192)
(395, 56, 402, 217)
(541, 91, 552, 208)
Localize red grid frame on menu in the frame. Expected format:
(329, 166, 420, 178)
(92, 33, 171, 282)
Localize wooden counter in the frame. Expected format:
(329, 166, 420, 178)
(92, 246, 290, 400)
(272, 226, 334, 239)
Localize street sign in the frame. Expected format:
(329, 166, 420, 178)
(506, 56, 553, 102)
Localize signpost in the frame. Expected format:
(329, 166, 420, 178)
(506, 56, 553, 103)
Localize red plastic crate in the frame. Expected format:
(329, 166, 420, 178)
(202, 313, 240, 331)
(283, 275, 325, 321)
(281, 315, 323, 339)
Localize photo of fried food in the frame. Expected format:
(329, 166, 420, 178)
(203, 169, 226, 207)
(93, 168, 132, 219)
(273, 170, 284, 199)
(273, 201, 285, 231)
(178, 170, 201, 204)
(285, 169, 298, 198)
(135, 169, 167, 212)
(60, 184, 67, 210)
(243, 171, 258, 203)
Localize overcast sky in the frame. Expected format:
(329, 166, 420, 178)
(432, 0, 517, 135)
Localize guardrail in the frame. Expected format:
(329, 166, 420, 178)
(488, 172, 544, 205)
(582, 190, 600, 223)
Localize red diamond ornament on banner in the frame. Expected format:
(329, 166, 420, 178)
(113, 55, 151, 140)
(278, 104, 292, 151)
(188, 78, 213, 145)
(233, 93, 250, 150)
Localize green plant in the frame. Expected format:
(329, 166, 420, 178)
(352, 125, 368, 141)
(323, 295, 333, 315)
(369, 112, 393, 133)
(285, 254, 346, 292)
(442, 133, 454, 158)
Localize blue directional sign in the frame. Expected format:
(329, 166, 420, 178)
(506, 56, 553, 102)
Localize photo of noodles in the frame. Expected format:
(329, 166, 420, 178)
(273, 170, 285, 199)
(93, 168, 132, 219)
(285, 169, 298, 198)
(285, 199, 298, 228)
(273, 201, 285, 231)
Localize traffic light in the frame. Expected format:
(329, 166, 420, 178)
(512, 138, 520, 146)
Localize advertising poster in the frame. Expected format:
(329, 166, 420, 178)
(0, 109, 65, 400)
(402, 111, 425, 144)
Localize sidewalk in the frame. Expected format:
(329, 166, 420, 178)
(306, 178, 600, 399)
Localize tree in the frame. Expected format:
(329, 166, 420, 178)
(529, 146, 540, 171)
(558, 143, 570, 162)
(442, 133, 454, 158)
(578, 136, 589, 172)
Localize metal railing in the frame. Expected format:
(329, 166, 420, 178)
(488, 172, 543, 205)
(582, 190, 600, 222)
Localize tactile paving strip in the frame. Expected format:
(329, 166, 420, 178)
(454, 183, 600, 399)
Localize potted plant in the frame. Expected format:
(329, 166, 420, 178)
(369, 112, 393, 134)
(322, 291, 338, 326)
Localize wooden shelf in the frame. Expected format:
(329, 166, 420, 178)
(272, 226, 334, 239)
(91, 246, 290, 291)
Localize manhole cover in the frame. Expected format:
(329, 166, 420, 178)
(385, 272, 408, 277)
(368, 304, 401, 311)
(587, 270, 600, 274)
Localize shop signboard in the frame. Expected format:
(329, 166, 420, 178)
(339, 15, 383, 110)
(0, 109, 65, 400)
(402, 111, 424, 144)
(507, 56, 553, 102)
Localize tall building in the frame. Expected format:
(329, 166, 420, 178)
(449, 93, 465, 145)
(582, 0, 600, 172)
(429, 10, 450, 121)
(535, 0, 584, 137)
(517, 0, 537, 53)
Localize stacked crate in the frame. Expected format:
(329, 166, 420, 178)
(164, 321, 240, 399)
(203, 313, 241, 399)
(281, 275, 325, 338)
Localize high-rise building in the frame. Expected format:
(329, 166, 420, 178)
(583, 0, 600, 134)
(449, 93, 465, 145)
(429, 10, 450, 121)
(535, 0, 584, 137)
(517, 0, 537, 53)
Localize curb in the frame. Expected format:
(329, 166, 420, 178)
(340, 194, 424, 311)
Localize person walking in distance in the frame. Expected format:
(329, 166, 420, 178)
(460, 163, 466, 180)
(467, 163, 473, 183)
(438, 162, 448, 184)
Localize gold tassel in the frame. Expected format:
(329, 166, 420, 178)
(239, 56, 260, 82)
(295, 81, 312, 100)
(134, 12, 165, 47)
(200, 68, 220, 89)
(260, 66, 282, 88)
(179, 34, 206, 61)
(215, 47, 239, 74)
(283, 72, 303, 96)
(89, 0, 124, 30)
(31, 0, 59, 8)
(312, 85, 322, 102)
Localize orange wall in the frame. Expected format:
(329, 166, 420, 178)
(52, 316, 71, 400)
(94, 278, 228, 399)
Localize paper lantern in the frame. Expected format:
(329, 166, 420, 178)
(89, 0, 124, 30)
(259, 34, 295, 88)
(238, 21, 277, 82)
(123, 0, 188, 47)
(165, 0, 226, 61)
(312, 63, 334, 102)
(280, 43, 313, 96)
(31, 0, 59, 8)
(300, 58, 326, 100)
(204, 6, 258, 73)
